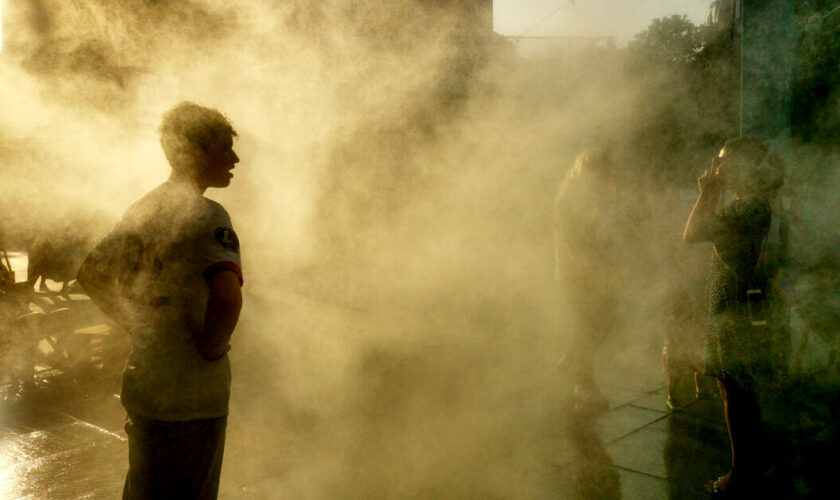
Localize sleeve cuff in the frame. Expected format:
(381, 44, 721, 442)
(203, 261, 243, 286)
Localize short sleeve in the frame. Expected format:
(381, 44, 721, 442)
(197, 203, 243, 286)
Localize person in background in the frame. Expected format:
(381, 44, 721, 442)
(683, 137, 785, 496)
(662, 247, 711, 410)
(78, 102, 243, 499)
(554, 148, 624, 413)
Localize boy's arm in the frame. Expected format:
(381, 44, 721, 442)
(195, 269, 242, 360)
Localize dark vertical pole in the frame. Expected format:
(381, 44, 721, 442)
(740, 0, 796, 142)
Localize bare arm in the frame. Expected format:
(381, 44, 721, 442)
(195, 270, 242, 360)
(683, 166, 723, 243)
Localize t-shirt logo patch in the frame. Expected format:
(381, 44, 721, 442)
(214, 227, 240, 253)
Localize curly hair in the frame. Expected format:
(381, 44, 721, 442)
(159, 101, 237, 173)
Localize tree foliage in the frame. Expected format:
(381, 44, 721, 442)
(621, 15, 739, 185)
(625, 3, 840, 158)
(793, 0, 840, 144)
(627, 15, 710, 66)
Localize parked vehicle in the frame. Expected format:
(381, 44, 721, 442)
(2, 248, 129, 396)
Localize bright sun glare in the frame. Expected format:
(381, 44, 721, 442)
(0, 0, 4, 54)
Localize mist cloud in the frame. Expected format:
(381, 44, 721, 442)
(2, 2, 839, 498)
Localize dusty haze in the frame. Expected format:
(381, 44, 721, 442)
(1, 1, 838, 498)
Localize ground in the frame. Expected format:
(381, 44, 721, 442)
(0, 252, 827, 499)
(1, 294, 732, 499)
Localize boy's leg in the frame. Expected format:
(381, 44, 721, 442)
(123, 413, 228, 500)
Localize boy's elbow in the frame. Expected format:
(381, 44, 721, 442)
(217, 290, 243, 315)
(207, 271, 243, 314)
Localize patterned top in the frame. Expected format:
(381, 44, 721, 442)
(704, 196, 773, 380)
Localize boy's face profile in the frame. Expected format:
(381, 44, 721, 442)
(198, 134, 239, 188)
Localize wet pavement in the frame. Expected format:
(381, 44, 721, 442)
(0, 349, 733, 499)
(1, 256, 832, 498)
(1, 300, 733, 499)
(552, 350, 732, 500)
(0, 382, 126, 498)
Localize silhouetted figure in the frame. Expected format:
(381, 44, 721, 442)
(566, 409, 621, 499)
(78, 102, 243, 500)
(684, 137, 785, 496)
(662, 248, 711, 410)
(24, 211, 112, 293)
(0, 242, 14, 290)
(554, 149, 623, 413)
(27, 230, 86, 292)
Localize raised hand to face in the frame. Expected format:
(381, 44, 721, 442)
(697, 157, 724, 193)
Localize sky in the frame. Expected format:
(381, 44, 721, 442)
(0, 1, 712, 53)
(494, 0, 711, 42)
